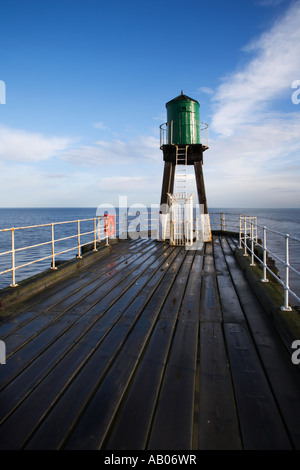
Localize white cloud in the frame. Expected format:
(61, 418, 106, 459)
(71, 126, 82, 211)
(257, 0, 284, 6)
(198, 87, 214, 95)
(0, 125, 73, 162)
(93, 121, 110, 130)
(204, 1, 300, 208)
(61, 135, 160, 167)
(211, 1, 300, 136)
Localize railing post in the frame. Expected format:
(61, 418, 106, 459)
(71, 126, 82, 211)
(281, 234, 292, 311)
(254, 217, 258, 242)
(250, 221, 256, 266)
(51, 223, 57, 270)
(239, 215, 242, 249)
(243, 217, 248, 257)
(261, 226, 269, 283)
(104, 216, 109, 247)
(10, 228, 18, 287)
(93, 218, 98, 251)
(77, 220, 82, 258)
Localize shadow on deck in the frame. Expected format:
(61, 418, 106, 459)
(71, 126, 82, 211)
(0, 235, 300, 450)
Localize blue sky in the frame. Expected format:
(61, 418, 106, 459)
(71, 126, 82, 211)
(0, 0, 299, 208)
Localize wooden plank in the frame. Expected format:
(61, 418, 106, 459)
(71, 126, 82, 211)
(149, 321, 199, 450)
(220, 236, 300, 449)
(24, 247, 185, 450)
(200, 243, 222, 323)
(97, 251, 194, 451)
(0, 238, 147, 338)
(147, 253, 203, 450)
(0, 244, 175, 446)
(213, 236, 245, 324)
(224, 322, 292, 449)
(63, 251, 195, 450)
(198, 323, 242, 450)
(0, 241, 166, 391)
(0, 245, 174, 425)
(0, 238, 135, 331)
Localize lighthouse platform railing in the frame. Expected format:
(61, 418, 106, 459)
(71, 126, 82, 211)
(159, 121, 209, 148)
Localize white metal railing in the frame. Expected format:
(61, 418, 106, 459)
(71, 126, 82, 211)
(160, 121, 173, 148)
(0, 216, 118, 288)
(0, 211, 160, 289)
(239, 216, 300, 311)
(168, 193, 194, 247)
(209, 212, 299, 311)
(1, 211, 299, 312)
(209, 211, 242, 233)
(200, 122, 209, 148)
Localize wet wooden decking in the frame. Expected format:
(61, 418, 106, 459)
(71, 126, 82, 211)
(0, 235, 300, 450)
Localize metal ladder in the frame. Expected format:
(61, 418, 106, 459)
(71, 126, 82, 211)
(174, 145, 188, 195)
(172, 145, 188, 244)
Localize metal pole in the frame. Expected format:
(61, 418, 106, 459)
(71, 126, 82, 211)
(97, 217, 101, 242)
(10, 228, 18, 287)
(77, 220, 82, 258)
(261, 226, 269, 283)
(93, 218, 98, 251)
(254, 217, 258, 242)
(281, 234, 292, 311)
(243, 217, 248, 257)
(250, 222, 255, 266)
(51, 223, 57, 270)
(239, 215, 242, 249)
(105, 216, 109, 246)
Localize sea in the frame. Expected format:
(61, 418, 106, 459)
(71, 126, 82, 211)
(0, 207, 299, 306)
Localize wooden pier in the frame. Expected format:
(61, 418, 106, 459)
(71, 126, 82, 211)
(0, 235, 300, 450)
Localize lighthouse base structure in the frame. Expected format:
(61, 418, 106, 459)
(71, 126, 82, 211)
(159, 144, 211, 245)
(160, 144, 209, 210)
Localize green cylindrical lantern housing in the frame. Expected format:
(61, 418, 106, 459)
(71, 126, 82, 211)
(166, 91, 200, 145)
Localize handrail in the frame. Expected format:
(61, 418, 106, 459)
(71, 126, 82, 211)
(238, 216, 300, 311)
(159, 122, 173, 147)
(0, 211, 299, 313)
(0, 216, 115, 288)
(201, 211, 299, 310)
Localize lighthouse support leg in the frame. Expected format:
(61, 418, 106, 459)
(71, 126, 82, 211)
(159, 161, 175, 241)
(160, 161, 175, 209)
(194, 160, 211, 242)
(194, 160, 208, 214)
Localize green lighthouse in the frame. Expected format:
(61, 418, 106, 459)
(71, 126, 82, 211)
(166, 91, 200, 145)
(159, 91, 209, 214)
